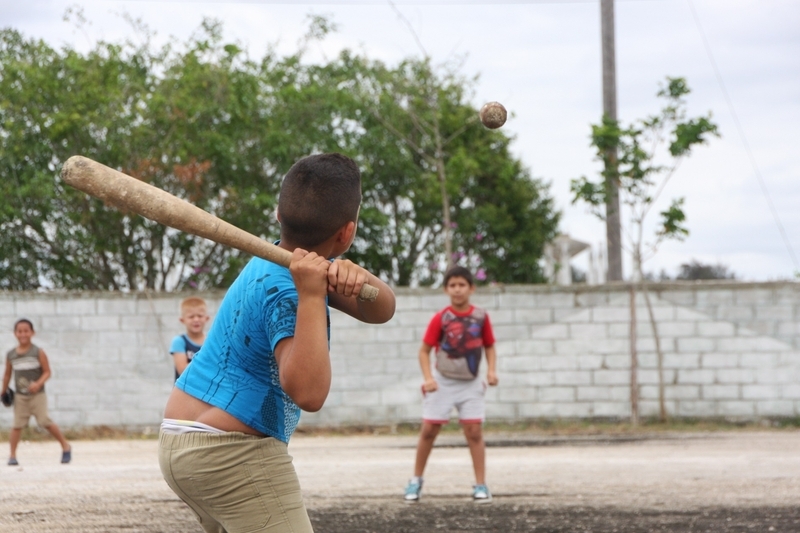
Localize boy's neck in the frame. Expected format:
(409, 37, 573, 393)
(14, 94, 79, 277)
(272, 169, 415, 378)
(279, 237, 338, 260)
(186, 332, 205, 344)
(16, 342, 32, 353)
(449, 302, 472, 313)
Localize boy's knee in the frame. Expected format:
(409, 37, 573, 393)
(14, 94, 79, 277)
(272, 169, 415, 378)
(461, 423, 483, 440)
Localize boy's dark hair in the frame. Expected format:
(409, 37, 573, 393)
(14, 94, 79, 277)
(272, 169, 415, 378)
(14, 318, 34, 332)
(443, 266, 474, 287)
(278, 153, 362, 248)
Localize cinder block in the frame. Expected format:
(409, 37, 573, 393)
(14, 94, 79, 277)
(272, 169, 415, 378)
(557, 308, 592, 323)
(395, 295, 423, 311)
(531, 324, 569, 339)
(664, 353, 700, 369)
(592, 370, 629, 386)
(519, 402, 557, 418)
(740, 353, 778, 369)
(755, 400, 796, 416)
(696, 290, 735, 306)
(717, 401, 756, 417)
(702, 385, 739, 400)
(554, 338, 601, 356)
(592, 308, 631, 323)
(701, 353, 736, 368)
(741, 385, 780, 401)
(515, 308, 553, 324)
(513, 372, 556, 386)
(665, 385, 700, 400)
(540, 354, 578, 370)
(697, 322, 736, 337)
(498, 386, 538, 402)
(515, 339, 555, 355)
(539, 386, 576, 402)
(780, 383, 800, 399)
(677, 369, 715, 385)
(660, 290, 695, 306)
(16, 299, 56, 316)
(755, 306, 793, 320)
(342, 390, 382, 406)
(675, 400, 716, 416)
(535, 293, 576, 308)
(657, 322, 696, 337)
(554, 371, 592, 386)
(675, 307, 711, 321)
(375, 327, 412, 343)
(591, 402, 630, 417)
(676, 338, 715, 353)
(603, 354, 631, 370)
(80, 315, 121, 332)
(552, 403, 593, 417)
(97, 298, 137, 316)
(577, 386, 611, 401)
(41, 315, 81, 332)
(577, 354, 604, 370)
(503, 355, 541, 373)
(568, 323, 608, 339)
(608, 323, 630, 338)
(735, 289, 774, 305)
(498, 293, 540, 309)
(716, 368, 756, 385)
(718, 306, 755, 321)
(589, 339, 631, 355)
(57, 298, 97, 315)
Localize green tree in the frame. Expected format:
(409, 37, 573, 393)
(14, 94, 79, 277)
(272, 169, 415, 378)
(571, 77, 719, 422)
(0, 17, 559, 291)
(326, 52, 559, 285)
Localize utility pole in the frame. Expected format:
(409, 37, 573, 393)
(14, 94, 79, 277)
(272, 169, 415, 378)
(601, 0, 623, 281)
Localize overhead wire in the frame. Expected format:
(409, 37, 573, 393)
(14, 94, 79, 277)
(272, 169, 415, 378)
(687, 0, 799, 274)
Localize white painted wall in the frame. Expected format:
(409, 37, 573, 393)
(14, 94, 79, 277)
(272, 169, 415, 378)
(1, 282, 798, 429)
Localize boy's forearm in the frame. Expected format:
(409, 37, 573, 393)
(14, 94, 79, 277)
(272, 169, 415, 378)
(485, 345, 497, 373)
(418, 346, 434, 381)
(279, 296, 332, 412)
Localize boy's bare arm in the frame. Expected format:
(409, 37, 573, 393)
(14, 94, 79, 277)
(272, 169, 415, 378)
(1, 358, 11, 392)
(327, 260, 396, 324)
(275, 249, 333, 413)
(173, 353, 189, 376)
(419, 342, 438, 392)
(27, 349, 52, 394)
(485, 345, 499, 386)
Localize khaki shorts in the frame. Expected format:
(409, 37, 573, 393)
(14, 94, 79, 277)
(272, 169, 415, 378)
(159, 430, 313, 533)
(13, 392, 53, 429)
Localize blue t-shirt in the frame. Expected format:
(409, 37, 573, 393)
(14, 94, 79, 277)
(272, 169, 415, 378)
(169, 334, 202, 381)
(176, 257, 330, 443)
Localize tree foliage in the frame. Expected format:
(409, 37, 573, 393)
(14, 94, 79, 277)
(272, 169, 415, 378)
(0, 18, 558, 290)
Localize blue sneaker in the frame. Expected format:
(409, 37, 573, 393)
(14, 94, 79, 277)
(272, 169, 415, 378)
(472, 484, 492, 503)
(404, 477, 423, 502)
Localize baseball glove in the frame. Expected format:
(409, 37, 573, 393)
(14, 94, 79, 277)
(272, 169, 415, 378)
(1, 388, 14, 407)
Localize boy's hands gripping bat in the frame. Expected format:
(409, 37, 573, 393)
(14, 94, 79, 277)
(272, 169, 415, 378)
(60, 155, 379, 302)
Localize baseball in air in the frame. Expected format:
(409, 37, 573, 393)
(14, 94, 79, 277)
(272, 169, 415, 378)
(479, 101, 507, 129)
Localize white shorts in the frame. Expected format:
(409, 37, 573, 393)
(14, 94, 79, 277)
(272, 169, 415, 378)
(422, 373, 487, 424)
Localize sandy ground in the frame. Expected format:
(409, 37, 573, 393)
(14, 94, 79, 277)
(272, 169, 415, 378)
(0, 431, 798, 532)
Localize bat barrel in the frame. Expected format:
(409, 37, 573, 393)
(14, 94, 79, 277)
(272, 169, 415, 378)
(61, 155, 379, 301)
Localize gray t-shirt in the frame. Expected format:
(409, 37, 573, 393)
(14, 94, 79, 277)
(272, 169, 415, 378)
(6, 345, 44, 395)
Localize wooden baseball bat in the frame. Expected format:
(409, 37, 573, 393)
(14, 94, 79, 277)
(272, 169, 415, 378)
(60, 155, 379, 301)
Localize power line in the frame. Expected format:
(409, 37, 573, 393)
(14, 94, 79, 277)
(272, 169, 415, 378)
(687, 0, 799, 273)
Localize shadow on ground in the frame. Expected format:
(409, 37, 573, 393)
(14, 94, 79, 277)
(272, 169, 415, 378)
(309, 500, 800, 533)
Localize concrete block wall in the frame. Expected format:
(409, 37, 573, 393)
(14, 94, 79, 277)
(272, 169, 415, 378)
(1, 281, 799, 429)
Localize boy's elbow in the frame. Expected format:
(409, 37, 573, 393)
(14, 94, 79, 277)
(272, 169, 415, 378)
(294, 393, 327, 413)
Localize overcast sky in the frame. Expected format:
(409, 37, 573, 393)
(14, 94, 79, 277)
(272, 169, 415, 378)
(3, 0, 799, 282)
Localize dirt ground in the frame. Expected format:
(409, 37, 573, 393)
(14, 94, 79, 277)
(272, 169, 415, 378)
(0, 430, 798, 532)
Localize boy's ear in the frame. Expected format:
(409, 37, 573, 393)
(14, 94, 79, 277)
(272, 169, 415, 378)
(275, 206, 281, 223)
(337, 220, 356, 244)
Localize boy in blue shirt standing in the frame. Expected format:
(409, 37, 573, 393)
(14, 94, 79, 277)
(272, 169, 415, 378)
(159, 153, 396, 533)
(169, 296, 210, 381)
